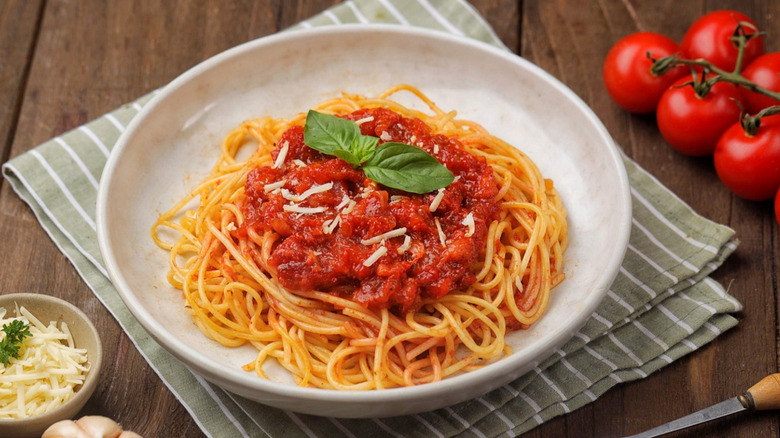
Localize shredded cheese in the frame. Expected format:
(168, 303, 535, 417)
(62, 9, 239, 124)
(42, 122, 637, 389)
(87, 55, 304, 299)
(0, 306, 89, 419)
(264, 180, 286, 192)
(272, 141, 289, 168)
(397, 235, 412, 254)
(360, 227, 408, 245)
(461, 212, 475, 237)
(283, 204, 327, 214)
(429, 188, 446, 212)
(355, 116, 374, 125)
(342, 200, 357, 214)
(380, 131, 392, 141)
(321, 195, 355, 234)
(336, 195, 351, 210)
(281, 182, 333, 202)
(434, 217, 446, 246)
(363, 246, 388, 267)
(322, 215, 342, 234)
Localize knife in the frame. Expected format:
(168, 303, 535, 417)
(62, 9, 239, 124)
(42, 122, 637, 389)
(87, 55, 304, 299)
(622, 373, 780, 438)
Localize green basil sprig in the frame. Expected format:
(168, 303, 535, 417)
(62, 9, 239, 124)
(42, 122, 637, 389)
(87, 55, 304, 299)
(303, 110, 454, 194)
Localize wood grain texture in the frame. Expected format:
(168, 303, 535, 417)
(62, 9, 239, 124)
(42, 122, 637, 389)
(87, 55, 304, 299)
(0, 1, 777, 436)
(0, 1, 42, 163)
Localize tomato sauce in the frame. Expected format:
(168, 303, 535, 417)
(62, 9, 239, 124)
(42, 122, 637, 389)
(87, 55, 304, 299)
(241, 108, 500, 313)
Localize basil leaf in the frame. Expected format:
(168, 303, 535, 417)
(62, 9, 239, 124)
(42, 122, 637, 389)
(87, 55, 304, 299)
(333, 148, 362, 166)
(303, 110, 359, 155)
(351, 134, 379, 163)
(363, 143, 454, 194)
(301, 111, 455, 194)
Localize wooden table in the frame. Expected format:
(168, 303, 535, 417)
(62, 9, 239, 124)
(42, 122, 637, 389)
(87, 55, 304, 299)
(2, 1, 778, 437)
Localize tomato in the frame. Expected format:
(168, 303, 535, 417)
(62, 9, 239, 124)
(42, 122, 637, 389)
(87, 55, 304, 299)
(680, 10, 764, 72)
(656, 75, 743, 156)
(714, 115, 780, 201)
(775, 187, 780, 226)
(603, 32, 687, 113)
(741, 52, 780, 114)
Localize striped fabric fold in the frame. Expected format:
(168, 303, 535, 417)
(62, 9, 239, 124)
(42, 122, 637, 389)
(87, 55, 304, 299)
(1, 1, 740, 437)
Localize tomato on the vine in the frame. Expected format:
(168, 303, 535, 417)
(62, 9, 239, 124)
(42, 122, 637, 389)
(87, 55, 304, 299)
(775, 187, 780, 226)
(741, 52, 780, 114)
(680, 10, 764, 72)
(603, 32, 687, 113)
(714, 115, 780, 201)
(656, 75, 742, 156)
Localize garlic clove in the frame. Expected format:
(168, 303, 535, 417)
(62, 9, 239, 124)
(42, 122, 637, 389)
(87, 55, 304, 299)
(74, 415, 123, 438)
(41, 420, 91, 438)
(41, 415, 144, 438)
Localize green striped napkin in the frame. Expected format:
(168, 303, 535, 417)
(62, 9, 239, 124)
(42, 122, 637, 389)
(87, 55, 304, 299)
(2, 1, 741, 437)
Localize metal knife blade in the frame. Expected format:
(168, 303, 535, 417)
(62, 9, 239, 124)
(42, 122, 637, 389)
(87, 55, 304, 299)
(621, 373, 780, 438)
(621, 396, 748, 438)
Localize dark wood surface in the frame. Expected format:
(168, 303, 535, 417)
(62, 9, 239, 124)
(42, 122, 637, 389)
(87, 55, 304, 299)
(1, 1, 778, 437)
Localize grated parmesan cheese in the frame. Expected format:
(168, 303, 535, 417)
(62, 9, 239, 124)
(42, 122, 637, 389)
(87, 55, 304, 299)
(0, 306, 89, 419)
(283, 203, 327, 214)
(397, 235, 412, 254)
(273, 141, 289, 168)
(428, 188, 445, 212)
(336, 194, 351, 210)
(281, 182, 333, 202)
(264, 180, 286, 192)
(360, 227, 408, 245)
(461, 212, 475, 237)
(322, 215, 342, 234)
(434, 217, 446, 246)
(355, 116, 374, 125)
(379, 131, 392, 141)
(341, 200, 357, 215)
(363, 246, 388, 267)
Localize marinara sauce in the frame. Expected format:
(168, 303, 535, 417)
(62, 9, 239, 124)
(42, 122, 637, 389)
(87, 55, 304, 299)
(242, 108, 500, 313)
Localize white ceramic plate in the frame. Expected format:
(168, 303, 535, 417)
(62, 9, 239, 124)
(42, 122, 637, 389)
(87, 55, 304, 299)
(96, 25, 631, 418)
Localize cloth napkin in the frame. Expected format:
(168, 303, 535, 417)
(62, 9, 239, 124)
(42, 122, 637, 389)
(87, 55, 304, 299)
(2, 1, 742, 437)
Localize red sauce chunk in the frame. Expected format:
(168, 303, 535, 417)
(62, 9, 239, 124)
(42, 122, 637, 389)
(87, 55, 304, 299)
(241, 108, 500, 313)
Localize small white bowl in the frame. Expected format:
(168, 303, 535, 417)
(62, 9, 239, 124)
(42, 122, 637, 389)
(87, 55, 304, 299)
(0, 293, 103, 438)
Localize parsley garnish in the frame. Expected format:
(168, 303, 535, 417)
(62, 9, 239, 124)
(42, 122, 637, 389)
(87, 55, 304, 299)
(303, 110, 454, 194)
(0, 320, 32, 367)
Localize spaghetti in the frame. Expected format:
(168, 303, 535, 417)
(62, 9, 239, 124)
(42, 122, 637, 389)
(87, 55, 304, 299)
(152, 84, 568, 389)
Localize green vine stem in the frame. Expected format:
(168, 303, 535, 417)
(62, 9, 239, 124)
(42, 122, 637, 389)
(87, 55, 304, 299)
(742, 106, 780, 136)
(658, 57, 780, 102)
(650, 20, 780, 103)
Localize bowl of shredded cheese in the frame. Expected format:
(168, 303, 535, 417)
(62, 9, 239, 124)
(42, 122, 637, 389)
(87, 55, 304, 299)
(0, 293, 102, 438)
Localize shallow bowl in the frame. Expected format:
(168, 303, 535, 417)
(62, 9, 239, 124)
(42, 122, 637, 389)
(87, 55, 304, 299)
(96, 25, 631, 418)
